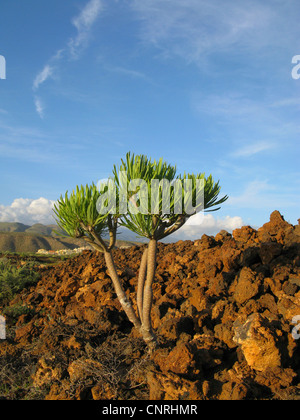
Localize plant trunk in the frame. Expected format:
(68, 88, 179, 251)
(104, 250, 141, 331)
(137, 247, 148, 323)
(141, 239, 158, 350)
(104, 248, 157, 351)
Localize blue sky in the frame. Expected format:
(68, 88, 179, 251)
(0, 0, 299, 239)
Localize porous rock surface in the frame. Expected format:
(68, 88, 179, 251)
(1, 211, 300, 400)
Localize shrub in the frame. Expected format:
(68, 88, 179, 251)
(0, 260, 40, 306)
(54, 152, 227, 350)
(3, 304, 35, 321)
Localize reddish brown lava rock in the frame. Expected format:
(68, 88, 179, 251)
(233, 313, 282, 372)
(1, 211, 300, 400)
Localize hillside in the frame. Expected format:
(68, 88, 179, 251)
(0, 221, 146, 239)
(0, 222, 31, 233)
(0, 232, 141, 254)
(0, 232, 88, 253)
(0, 222, 66, 236)
(0, 222, 144, 253)
(0, 210, 300, 400)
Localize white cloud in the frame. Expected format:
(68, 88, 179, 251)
(32, 0, 103, 116)
(0, 196, 246, 242)
(72, 0, 103, 31)
(227, 180, 299, 210)
(228, 180, 273, 209)
(193, 93, 270, 120)
(231, 141, 276, 158)
(271, 97, 300, 108)
(0, 198, 56, 225)
(163, 213, 244, 242)
(68, 0, 103, 59)
(33, 64, 54, 90)
(191, 92, 295, 153)
(131, 0, 275, 65)
(107, 66, 152, 83)
(34, 96, 44, 119)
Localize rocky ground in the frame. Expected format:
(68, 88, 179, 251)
(0, 210, 300, 400)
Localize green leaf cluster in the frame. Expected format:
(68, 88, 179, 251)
(112, 152, 228, 240)
(53, 183, 108, 240)
(52, 152, 228, 348)
(53, 152, 228, 243)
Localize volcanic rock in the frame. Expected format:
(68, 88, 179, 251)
(1, 210, 300, 400)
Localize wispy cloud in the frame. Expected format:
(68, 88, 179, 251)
(227, 180, 298, 210)
(69, 0, 103, 59)
(131, 0, 276, 66)
(193, 93, 269, 120)
(192, 91, 299, 145)
(34, 96, 45, 119)
(33, 64, 54, 90)
(271, 97, 300, 108)
(0, 120, 63, 164)
(32, 0, 103, 117)
(231, 141, 276, 158)
(110, 66, 146, 79)
(105, 65, 154, 84)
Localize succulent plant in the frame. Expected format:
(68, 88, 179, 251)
(53, 152, 228, 350)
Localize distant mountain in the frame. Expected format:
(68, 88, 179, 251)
(0, 222, 67, 237)
(0, 222, 31, 233)
(0, 222, 146, 242)
(0, 222, 143, 253)
(25, 223, 53, 236)
(0, 232, 88, 253)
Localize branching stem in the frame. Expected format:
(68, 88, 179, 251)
(104, 250, 142, 331)
(141, 239, 158, 349)
(137, 247, 148, 323)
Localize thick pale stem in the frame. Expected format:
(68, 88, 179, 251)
(88, 238, 157, 350)
(104, 251, 141, 331)
(137, 247, 148, 323)
(141, 239, 158, 349)
(107, 215, 117, 250)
